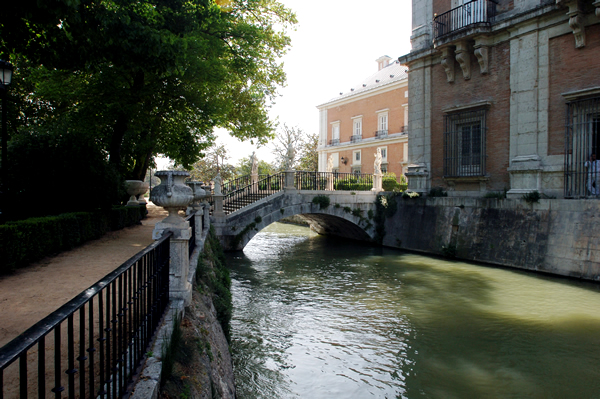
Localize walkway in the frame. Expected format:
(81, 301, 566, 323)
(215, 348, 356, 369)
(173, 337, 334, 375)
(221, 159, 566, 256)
(0, 203, 167, 348)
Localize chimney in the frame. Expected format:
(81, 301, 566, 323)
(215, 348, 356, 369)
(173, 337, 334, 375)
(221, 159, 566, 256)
(376, 55, 392, 71)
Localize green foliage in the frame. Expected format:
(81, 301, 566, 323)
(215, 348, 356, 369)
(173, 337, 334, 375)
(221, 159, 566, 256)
(523, 190, 541, 203)
(367, 209, 374, 219)
(428, 187, 448, 197)
(271, 125, 317, 171)
(0, 206, 143, 274)
(374, 193, 400, 244)
(343, 206, 352, 213)
(335, 203, 341, 209)
(382, 173, 401, 192)
(334, 177, 371, 191)
(200, 227, 232, 342)
(484, 191, 507, 199)
(2, 0, 297, 184)
(235, 156, 275, 178)
(254, 216, 262, 224)
(4, 129, 124, 220)
(312, 195, 330, 209)
(351, 208, 363, 217)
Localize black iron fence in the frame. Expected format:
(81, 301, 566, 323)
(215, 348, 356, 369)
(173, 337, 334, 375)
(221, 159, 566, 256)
(295, 171, 374, 191)
(564, 96, 600, 198)
(0, 232, 172, 398)
(222, 173, 285, 214)
(433, 0, 497, 39)
(221, 174, 269, 195)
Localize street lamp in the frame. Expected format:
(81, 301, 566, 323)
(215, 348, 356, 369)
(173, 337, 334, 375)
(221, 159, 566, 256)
(0, 59, 14, 220)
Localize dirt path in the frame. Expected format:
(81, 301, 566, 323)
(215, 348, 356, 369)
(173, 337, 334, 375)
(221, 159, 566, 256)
(0, 203, 168, 348)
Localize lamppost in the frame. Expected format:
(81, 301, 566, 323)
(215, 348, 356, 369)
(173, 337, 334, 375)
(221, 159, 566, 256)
(0, 60, 14, 220)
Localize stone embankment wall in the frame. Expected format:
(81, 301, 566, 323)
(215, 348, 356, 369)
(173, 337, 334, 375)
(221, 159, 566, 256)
(382, 197, 600, 281)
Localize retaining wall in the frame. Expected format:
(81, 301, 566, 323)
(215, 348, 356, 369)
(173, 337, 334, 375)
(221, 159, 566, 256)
(382, 197, 600, 281)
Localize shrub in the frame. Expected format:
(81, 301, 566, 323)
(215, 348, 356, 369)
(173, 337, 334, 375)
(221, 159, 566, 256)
(523, 190, 541, 203)
(428, 187, 448, 197)
(382, 173, 401, 191)
(0, 205, 144, 274)
(484, 191, 506, 199)
(312, 195, 331, 209)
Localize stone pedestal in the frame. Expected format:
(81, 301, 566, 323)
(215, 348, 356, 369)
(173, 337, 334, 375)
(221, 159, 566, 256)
(213, 193, 226, 219)
(285, 170, 296, 190)
(153, 224, 193, 305)
(150, 170, 194, 305)
(507, 155, 542, 199)
(406, 163, 429, 194)
(372, 173, 383, 192)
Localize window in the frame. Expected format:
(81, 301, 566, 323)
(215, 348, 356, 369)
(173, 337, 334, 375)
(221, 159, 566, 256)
(564, 95, 600, 197)
(443, 108, 487, 177)
(353, 150, 361, 165)
(330, 122, 340, 145)
(353, 118, 362, 137)
(378, 113, 388, 132)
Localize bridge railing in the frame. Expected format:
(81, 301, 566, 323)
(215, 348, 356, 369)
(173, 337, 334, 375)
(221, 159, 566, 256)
(295, 171, 373, 191)
(0, 232, 172, 398)
(223, 172, 285, 214)
(221, 174, 269, 195)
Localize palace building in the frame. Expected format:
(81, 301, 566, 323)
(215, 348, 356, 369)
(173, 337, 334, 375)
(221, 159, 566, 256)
(317, 56, 409, 178)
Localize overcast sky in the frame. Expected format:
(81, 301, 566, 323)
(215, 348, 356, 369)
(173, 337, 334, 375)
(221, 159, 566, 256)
(159, 0, 413, 169)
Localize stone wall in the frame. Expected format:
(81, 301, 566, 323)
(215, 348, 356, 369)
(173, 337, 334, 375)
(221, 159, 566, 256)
(382, 197, 600, 281)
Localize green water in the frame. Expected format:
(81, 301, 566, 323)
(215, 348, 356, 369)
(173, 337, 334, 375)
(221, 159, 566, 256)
(227, 223, 600, 398)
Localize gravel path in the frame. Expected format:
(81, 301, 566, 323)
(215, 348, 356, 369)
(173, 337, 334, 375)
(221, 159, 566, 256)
(0, 203, 167, 348)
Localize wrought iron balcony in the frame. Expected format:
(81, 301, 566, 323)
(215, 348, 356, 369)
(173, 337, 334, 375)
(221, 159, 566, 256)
(350, 135, 362, 143)
(434, 0, 497, 40)
(375, 130, 388, 139)
(329, 138, 340, 146)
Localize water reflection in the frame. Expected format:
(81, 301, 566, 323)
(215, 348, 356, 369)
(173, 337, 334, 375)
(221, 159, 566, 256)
(228, 223, 600, 398)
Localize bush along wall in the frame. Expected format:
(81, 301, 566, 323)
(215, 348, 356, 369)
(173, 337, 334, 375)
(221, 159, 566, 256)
(195, 226, 233, 342)
(0, 205, 146, 274)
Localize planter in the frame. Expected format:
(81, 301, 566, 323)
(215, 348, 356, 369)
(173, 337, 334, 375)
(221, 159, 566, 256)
(125, 180, 143, 206)
(150, 171, 193, 224)
(137, 182, 150, 204)
(186, 181, 207, 205)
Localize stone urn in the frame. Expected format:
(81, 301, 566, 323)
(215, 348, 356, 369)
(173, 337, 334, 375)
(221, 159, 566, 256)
(137, 182, 150, 204)
(186, 181, 207, 205)
(125, 180, 143, 206)
(150, 171, 194, 225)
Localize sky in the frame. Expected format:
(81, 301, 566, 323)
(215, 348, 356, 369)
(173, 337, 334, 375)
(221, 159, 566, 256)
(158, 0, 413, 169)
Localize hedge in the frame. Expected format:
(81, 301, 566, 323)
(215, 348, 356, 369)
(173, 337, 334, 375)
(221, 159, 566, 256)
(0, 205, 146, 275)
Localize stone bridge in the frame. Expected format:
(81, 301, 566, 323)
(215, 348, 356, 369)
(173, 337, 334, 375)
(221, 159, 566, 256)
(211, 189, 379, 251)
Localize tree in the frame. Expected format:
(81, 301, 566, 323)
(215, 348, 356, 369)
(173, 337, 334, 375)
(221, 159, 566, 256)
(297, 132, 319, 171)
(235, 156, 275, 177)
(271, 125, 318, 171)
(188, 143, 236, 184)
(1, 0, 297, 182)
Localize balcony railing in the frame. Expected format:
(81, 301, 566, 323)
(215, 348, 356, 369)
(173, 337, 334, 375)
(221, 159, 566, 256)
(329, 138, 340, 146)
(434, 0, 497, 39)
(375, 130, 388, 139)
(350, 135, 362, 143)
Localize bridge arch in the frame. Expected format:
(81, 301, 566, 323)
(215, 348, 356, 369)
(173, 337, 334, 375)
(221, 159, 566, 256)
(213, 190, 378, 251)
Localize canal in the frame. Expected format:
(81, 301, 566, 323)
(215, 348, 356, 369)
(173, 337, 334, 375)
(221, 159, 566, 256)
(226, 222, 600, 398)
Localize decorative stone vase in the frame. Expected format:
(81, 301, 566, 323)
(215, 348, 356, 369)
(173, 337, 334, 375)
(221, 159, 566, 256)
(186, 181, 207, 205)
(137, 182, 150, 204)
(150, 171, 194, 225)
(125, 180, 143, 206)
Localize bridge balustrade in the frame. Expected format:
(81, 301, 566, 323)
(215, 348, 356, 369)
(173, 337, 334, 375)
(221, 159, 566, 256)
(215, 171, 375, 215)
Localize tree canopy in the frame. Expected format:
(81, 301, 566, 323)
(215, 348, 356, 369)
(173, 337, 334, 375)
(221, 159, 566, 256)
(0, 0, 296, 218)
(271, 124, 318, 171)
